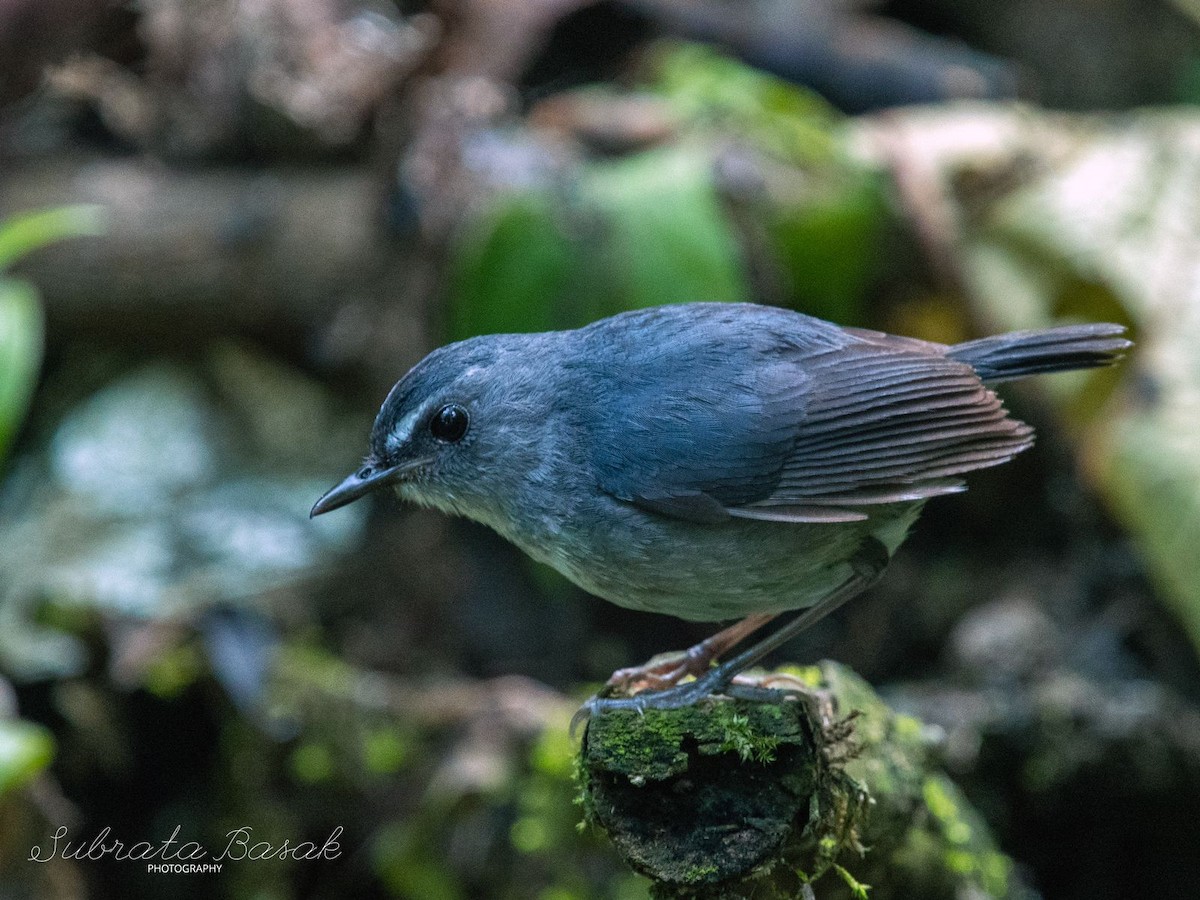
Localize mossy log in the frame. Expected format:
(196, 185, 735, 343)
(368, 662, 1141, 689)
(579, 662, 1026, 899)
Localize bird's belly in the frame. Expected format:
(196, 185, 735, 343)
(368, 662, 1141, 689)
(511, 499, 924, 623)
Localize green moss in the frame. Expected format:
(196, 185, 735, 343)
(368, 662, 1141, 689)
(585, 699, 808, 782)
(896, 775, 1013, 898)
(581, 663, 1024, 899)
(833, 863, 872, 899)
(708, 705, 782, 763)
(582, 697, 822, 889)
(682, 863, 720, 881)
(572, 748, 596, 828)
(922, 776, 960, 826)
(586, 707, 691, 781)
(892, 714, 927, 741)
(770, 664, 825, 687)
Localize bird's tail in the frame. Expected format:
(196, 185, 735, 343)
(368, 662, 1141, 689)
(948, 323, 1131, 382)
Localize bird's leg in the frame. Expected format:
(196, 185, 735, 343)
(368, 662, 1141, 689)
(575, 539, 889, 725)
(605, 613, 777, 693)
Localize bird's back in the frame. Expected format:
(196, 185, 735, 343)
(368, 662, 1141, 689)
(504, 302, 1125, 620)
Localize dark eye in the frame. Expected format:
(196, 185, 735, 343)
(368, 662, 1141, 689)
(429, 404, 469, 443)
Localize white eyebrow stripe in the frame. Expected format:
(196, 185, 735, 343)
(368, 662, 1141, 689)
(386, 401, 433, 452)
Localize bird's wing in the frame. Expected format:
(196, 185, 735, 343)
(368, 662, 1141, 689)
(590, 330, 1031, 525)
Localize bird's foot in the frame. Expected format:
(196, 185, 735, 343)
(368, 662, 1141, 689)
(604, 651, 701, 694)
(570, 666, 793, 737)
(582, 613, 781, 732)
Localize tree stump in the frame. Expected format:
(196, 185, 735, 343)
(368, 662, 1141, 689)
(578, 662, 1028, 899)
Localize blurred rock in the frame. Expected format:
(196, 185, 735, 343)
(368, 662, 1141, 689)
(949, 594, 1063, 682)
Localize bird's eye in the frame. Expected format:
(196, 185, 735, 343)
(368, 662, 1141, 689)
(429, 404, 469, 443)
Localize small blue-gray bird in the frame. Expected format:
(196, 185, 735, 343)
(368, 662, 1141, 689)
(311, 303, 1128, 712)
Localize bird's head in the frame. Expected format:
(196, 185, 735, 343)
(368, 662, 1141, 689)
(310, 334, 547, 521)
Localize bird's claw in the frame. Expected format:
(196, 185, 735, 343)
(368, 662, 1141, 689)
(604, 651, 695, 694)
(570, 667, 804, 739)
(570, 680, 708, 738)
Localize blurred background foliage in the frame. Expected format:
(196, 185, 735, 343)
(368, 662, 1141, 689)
(2, 1, 1200, 898)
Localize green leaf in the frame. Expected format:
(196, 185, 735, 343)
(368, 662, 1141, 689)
(649, 41, 840, 165)
(0, 278, 44, 459)
(0, 719, 56, 796)
(579, 145, 749, 312)
(1105, 394, 1200, 653)
(645, 43, 891, 319)
(0, 204, 107, 459)
(0, 204, 107, 273)
(447, 146, 750, 339)
(448, 190, 577, 339)
(445, 48, 888, 339)
(767, 168, 889, 324)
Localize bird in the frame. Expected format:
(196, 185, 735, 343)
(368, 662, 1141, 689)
(311, 302, 1129, 714)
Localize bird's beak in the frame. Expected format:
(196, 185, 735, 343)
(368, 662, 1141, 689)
(309, 458, 430, 518)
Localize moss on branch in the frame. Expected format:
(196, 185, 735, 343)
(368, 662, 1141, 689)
(578, 662, 1027, 900)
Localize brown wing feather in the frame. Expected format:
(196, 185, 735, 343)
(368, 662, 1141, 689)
(728, 340, 1032, 523)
